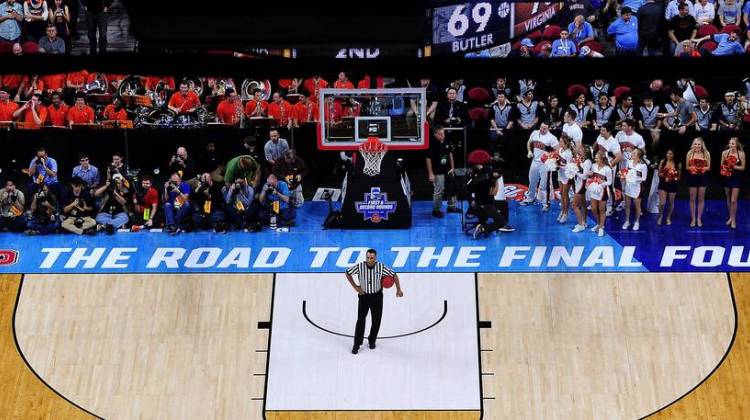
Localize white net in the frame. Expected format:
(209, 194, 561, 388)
(359, 138, 388, 177)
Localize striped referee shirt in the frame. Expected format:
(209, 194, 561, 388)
(346, 262, 395, 294)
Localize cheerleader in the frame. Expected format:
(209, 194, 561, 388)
(572, 144, 594, 233)
(656, 149, 681, 226)
(620, 149, 648, 230)
(556, 134, 576, 223)
(685, 137, 711, 228)
(589, 150, 613, 237)
(522, 122, 559, 210)
(720, 137, 745, 229)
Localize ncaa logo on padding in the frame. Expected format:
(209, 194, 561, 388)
(504, 184, 529, 201)
(355, 187, 397, 223)
(0, 250, 19, 266)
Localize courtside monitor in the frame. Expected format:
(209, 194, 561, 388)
(318, 88, 429, 151)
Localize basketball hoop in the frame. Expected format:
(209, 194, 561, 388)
(359, 137, 388, 177)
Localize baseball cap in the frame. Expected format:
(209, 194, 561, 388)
(579, 46, 591, 56)
(520, 38, 534, 48)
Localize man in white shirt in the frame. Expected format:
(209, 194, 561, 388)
(521, 122, 559, 210)
(562, 109, 583, 148)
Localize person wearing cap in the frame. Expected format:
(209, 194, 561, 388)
(716, 91, 741, 130)
(694, 30, 745, 56)
(579, 45, 604, 57)
(71, 153, 100, 191)
(607, 7, 640, 55)
(509, 38, 534, 58)
(0, 88, 19, 122)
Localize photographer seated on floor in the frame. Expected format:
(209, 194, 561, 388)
(94, 172, 132, 234)
(61, 177, 96, 235)
(131, 175, 160, 230)
(162, 172, 193, 234)
(258, 174, 296, 228)
(0, 181, 26, 233)
(466, 160, 515, 239)
(191, 172, 228, 232)
(26, 184, 60, 235)
(222, 175, 258, 231)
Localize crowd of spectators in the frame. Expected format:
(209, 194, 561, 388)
(1, 0, 110, 56)
(506, 0, 750, 57)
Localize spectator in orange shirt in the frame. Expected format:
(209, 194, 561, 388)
(292, 91, 319, 126)
(1, 74, 24, 99)
(102, 97, 128, 121)
(47, 92, 68, 126)
(66, 92, 95, 127)
(168, 82, 201, 114)
(12, 93, 47, 128)
(41, 73, 65, 97)
(303, 75, 328, 102)
(267, 91, 293, 130)
(215, 87, 243, 125)
(333, 71, 354, 89)
(17, 75, 44, 101)
(244, 88, 269, 118)
(0, 89, 19, 122)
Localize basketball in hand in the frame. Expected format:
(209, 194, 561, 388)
(381, 275, 394, 288)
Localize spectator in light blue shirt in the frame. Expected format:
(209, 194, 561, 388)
(568, 15, 596, 47)
(622, 0, 645, 13)
(0, 0, 23, 43)
(28, 148, 60, 198)
(608, 7, 640, 54)
(71, 154, 100, 190)
(697, 31, 746, 56)
(264, 128, 290, 167)
(551, 29, 577, 57)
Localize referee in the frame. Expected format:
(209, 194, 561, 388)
(345, 249, 404, 354)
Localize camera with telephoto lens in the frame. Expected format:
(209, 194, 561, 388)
(265, 185, 276, 195)
(8, 193, 17, 202)
(37, 192, 48, 203)
(74, 218, 84, 229)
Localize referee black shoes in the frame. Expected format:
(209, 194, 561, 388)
(352, 345, 359, 354)
(368, 340, 376, 350)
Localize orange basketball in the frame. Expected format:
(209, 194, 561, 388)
(381, 275, 394, 288)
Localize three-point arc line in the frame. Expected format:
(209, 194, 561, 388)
(302, 300, 448, 339)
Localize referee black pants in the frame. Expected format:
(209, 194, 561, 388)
(354, 290, 383, 346)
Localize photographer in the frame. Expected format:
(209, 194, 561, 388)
(466, 163, 515, 239)
(426, 126, 459, 218)
(27, 147, 60, 198)
(435, 87, 468, 128)
(94, 172, 131, 233)
(272, 149, 308, 208)
(0, 180, 26, 233)
(168, 146, 197, 184)
(26, 184, 59, 235)
(162, 172, 192, 234)
(222, 175, 257, 231)
(108, 152, 128, 178)
(225, 154, 261, 189)
(191, 173, 228, 232)
(61, 177, 96, 235)
(131, 175, 159, 229)
(258, 174, 295, 227)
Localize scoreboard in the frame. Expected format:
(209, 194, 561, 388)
(429, 1, 563, 56)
